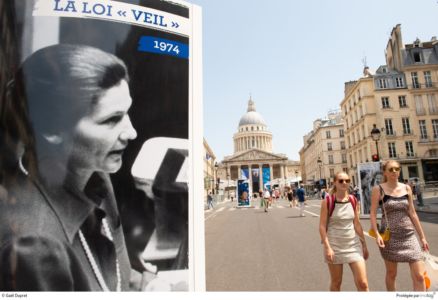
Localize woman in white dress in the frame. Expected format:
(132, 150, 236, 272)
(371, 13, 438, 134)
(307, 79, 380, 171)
(319, 172, 369, 291)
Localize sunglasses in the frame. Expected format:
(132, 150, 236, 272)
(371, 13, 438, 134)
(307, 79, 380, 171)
(388, 167, 401, 173)
(338, 179, 351, 184)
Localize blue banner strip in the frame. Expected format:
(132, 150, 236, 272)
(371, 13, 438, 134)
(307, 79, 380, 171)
(138, 36, 188, 59)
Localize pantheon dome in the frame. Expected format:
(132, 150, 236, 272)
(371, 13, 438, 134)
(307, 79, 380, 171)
(238, 99, 267, 127)
(233, 98, 273, 154)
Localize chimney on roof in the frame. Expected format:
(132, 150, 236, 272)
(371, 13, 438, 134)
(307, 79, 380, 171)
(363, 66, 373, 77)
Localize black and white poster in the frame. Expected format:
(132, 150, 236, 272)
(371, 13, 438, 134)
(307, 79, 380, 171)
(0, 0, 203, 292)
(357, 162, 382, 216)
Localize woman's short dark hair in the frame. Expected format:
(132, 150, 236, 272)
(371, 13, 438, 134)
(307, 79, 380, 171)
(19, 44, 128, 134)
(0, 44, 129, 177)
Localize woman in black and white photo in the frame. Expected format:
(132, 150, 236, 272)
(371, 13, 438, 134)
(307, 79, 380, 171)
(0, 44, 137, 291)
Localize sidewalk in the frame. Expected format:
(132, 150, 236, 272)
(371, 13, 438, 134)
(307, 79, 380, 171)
(414, 191, 438, 214)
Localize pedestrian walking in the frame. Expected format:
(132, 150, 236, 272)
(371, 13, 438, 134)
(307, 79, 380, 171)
(292, 188, 297, 207)
(370, 160, 430, 291)
(413, 178, 424, 207)
(319, 172, 369, 291)
(321, 188, 327, 200)
(287, 187, 294, 207)
(207, 191, 214, 210)
(296, 185, 306, 217)
(263, 188, 271, 212)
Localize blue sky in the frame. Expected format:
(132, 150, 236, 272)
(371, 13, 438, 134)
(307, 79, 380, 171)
(189, 0, 438, 161)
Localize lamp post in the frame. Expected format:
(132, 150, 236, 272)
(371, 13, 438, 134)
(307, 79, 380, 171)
(317, 157, 322, 189)
(371, 124, 381, 161)
(214, 162, 219, 195)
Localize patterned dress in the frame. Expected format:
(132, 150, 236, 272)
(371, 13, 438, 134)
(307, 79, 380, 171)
(379, 188, 423, 262)
(326, 201, 363, 264)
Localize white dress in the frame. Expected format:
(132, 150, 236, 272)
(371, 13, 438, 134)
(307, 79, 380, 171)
(326, 201, 364, 264)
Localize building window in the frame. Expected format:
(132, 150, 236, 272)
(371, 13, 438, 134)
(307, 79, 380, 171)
(381, 97, 390, 108)
(413, 52, 422, 63)
(326, 131, 331, 139)
(411, 72, 420, 89)
(379, 78, 388, 89)
(430, 149, 438, 157)
(340, 141, 345, 150)
(419, 120, 428, 139)
(388, 142, 397, 158)
(329, 168, 335, 177)
(427, 94, 438, 114)
(424, 71, 433, 88)
(402, 117, 411, 134)
(405, 141, 414, 157)
(342, 153, 347, 163)
(339, 129, 344, 137)
(328, 155, 334, 164)
(385, 119, 394, 135)
(432, 120, 438, 139)
(415, 95, 425, 115)
(327, 142, 333, 151)
(395, 77, 404, 88)
(399, 95, 407, 108)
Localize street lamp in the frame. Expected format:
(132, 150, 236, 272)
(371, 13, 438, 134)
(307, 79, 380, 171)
(371, 124, 381, 161)
(214, 162, 219, 195)
(317, 157, 322, 189)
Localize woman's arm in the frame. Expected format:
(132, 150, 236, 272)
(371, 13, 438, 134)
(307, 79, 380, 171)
(370, 185, 385, 248)
(319, 199, 334, 263)
(353, 202, 369, 259)
(406, 184, 429, 251)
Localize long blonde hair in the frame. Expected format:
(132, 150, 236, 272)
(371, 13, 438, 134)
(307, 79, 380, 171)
(329, 171, 349, 195)
(381, 160, 400, 183)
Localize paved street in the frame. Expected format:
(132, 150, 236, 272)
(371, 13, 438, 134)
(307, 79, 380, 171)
(205, 197, 438, 291)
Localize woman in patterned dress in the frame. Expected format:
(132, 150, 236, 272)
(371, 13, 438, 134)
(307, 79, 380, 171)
(319, 172, 369, 291)
(370, 160, 430, 291)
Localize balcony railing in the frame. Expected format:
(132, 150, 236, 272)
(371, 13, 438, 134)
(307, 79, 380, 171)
(418, 137, 438, 143)
(385, 130, 396, 137)
(416, 110, 427, 116)
(407, 82, 438, 89)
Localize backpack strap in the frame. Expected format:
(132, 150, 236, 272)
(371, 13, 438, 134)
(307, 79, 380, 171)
(325, 194, 334, 231)
(348, 194, 357, 213)
(326, 194, 336, 217)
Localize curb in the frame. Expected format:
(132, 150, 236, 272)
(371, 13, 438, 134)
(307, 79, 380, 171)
(415, 207, 438, 214)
